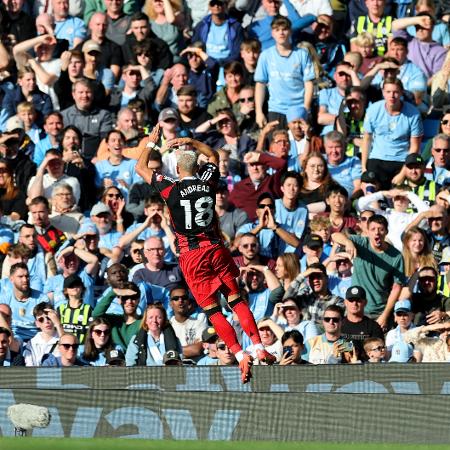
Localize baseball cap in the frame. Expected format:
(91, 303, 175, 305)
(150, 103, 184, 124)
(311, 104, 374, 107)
(405, 153, 424, 166)
(389, 341, 413, 363)
(202, 326, 218, 342)
(394, 299, 412, 313)
(77, 221, 98, 236)
(163, 350, 182, 365)
(82, 39, 101, 53)
(5, 116, 24, 132)
(63, 274, 84, 289)
(158, 108, 179, 123)
(90, 202, 112, 217)
(304, 234, 323, 249)
(361, 171, 378, 184)
(440, 246, 450, 265)
(346, 285, 366, 301)
(106, 349, 125, 366)
(286, 106, 308, 123)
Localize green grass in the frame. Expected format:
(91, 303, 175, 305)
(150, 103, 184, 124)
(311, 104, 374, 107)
(0, 439, 448, 450)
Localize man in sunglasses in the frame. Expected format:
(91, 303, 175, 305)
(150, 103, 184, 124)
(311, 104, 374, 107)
(169, 285, 208, 362)
(236, 192, 300, 258)
(304, 305, 348, 364)
(0, 327, 25, 367)
(42, 333, 85, 367)
(424, 134, 450, 186)
(234, 233, 276, 271)
(23, 302, 63, 366)
(93, 281, 142, 349)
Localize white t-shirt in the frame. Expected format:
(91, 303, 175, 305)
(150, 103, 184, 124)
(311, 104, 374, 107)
(37, 59, 62, 111)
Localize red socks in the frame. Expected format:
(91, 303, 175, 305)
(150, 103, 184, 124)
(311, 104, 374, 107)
(231, 301, 262, 346)
(208, 311, 242, 355)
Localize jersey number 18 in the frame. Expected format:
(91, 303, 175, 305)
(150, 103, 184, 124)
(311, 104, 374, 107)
(180, 196, 214, 229)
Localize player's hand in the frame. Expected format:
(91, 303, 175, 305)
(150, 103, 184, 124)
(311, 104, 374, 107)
(148, 123, 161, 143)
(162, 137, 192, 153)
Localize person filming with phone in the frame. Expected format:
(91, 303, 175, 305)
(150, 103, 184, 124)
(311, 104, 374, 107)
(279, 329, 310, 365)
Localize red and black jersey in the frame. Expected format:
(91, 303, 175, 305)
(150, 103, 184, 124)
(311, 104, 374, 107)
(152, 163, 222, 253)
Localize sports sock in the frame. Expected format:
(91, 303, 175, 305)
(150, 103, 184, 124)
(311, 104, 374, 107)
(208, 310, 242, 355)
(231, 301, 262, 346)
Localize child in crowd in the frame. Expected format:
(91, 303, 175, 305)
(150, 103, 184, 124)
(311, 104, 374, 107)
(363, 337, 387, 363)
(350, 32, 383, 75)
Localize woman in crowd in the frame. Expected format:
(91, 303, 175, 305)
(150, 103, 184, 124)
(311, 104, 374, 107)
(0, 159, 27, 220)
(81, 318, 121, 366)
(126, 303, 180, 366)
(252, 318, 284, 363)
(100, 186, 133, 233)
(402, 226, 437, 279)
(298, 151, 334, 213)
(274, 253, 301, 297)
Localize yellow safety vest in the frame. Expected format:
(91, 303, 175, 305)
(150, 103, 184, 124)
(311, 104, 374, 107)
(356, 15, 393, 56)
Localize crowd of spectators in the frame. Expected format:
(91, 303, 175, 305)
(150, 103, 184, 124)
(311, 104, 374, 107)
(2, 0, 450, 368)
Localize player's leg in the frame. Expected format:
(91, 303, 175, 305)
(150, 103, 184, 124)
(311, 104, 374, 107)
(220, 281, 276, 365)
(202, 300, 253, 383)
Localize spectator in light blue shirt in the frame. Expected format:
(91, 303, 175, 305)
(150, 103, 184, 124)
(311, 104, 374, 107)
(325, 130, 361, 196)
(362, 77, 423, 189)
(52, 0, 87, 49)
(254, 15, 315, 128)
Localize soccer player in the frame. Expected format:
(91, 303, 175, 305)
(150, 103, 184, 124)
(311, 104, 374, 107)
(136, 125, 275, 382)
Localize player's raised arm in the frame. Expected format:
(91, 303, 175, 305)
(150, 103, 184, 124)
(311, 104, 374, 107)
(163, 137, 219, 165)
(136, 124, 161, 184)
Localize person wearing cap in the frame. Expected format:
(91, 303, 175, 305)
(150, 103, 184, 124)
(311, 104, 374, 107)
(236, 192, 300, 258)
(28, 148, 81, 206)
(392, 152, 438, 210)
(332, 214, 406, 329)
(290, 262, 344, 326)
(51, 0, 87, 49)
(169, 285, 208, 362)
(318, 61, 360, 136)
(385, 299, 418, 359)
(324, 131, 362, 197)
(424, 133, 450, 186)
(108, 63, 156, 116)
(162, 349, 183, 366)
(44, 234, 99, 309)
(56, 273, 93, 344)
(299, 234, 326, 271)
(438, 246, 450, 297)
(89, 202, 122, 258)
(361, 78, 423, 189)
(326, 252, 354, 299)
(197, 326, 219, 365)
(340, 285, 384, 356)
(61, 78, 113, 160)
(0, 327, 25, 367)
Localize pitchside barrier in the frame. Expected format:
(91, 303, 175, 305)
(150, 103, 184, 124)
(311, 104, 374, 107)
(1, 365, 450, 443)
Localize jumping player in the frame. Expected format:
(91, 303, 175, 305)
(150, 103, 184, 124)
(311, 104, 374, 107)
(136, 125, 276, 382)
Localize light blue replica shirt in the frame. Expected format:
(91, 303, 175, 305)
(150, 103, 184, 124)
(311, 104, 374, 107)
(363, 100, 423, 162)
(54, 16, 87, 48)
(95, 158, 141, 198)
(327, 156, 362, 196)
(254, 45, 315, 114)
(206, 22, 230, 60)
(274, 198, 308, 242)
(319, 87, 345, 135)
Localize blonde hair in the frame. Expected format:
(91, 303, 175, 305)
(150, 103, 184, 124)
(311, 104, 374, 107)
(351, 32, 375, 47)
(175, 149, 197, 172)
(402, 227, 437, 277)
(310, 216, 331, 232)
(17, 101, 35, 114)
(277, 253, 300, 282)
(144, 0, 183, 21)
(298, 41, 324, 79)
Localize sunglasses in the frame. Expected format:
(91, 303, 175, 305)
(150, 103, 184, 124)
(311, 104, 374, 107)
(120, 295, 139, 302)
(442, 119, 450, 125)
(0, 168, 9, 174)
(131, 249, 142, 254)
(337, 71, 350, 77)
(242, 243, 257, 249)
(60, 343, 79, 350)
(359, 216, 370, 221)
(419, 276, 436, 282)
(257, 203, 275, 209)
(336, 259, 350, 265)
(369, 346, 385, 352)
(217, 119, 231, 127)
(106, 193, 122, 199)
(171, 295, 189, 301)
(92, 329, 110, 336)
(395, 311, 409, 317)
(239, 97, 254, 103)
(433, 148, 449, 153)
(37, 315, 51, 323)
(323, 317, 341, 323)
(209, 0, 224, 6)
(216, 343, 228, 350)
(282, 306, 297, 311)
(428, 217, 444, 222)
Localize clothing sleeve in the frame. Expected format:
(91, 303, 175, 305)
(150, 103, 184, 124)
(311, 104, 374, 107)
(355, 191, 384, 212)
(407, 191, 428, 213)
(254, 51, 268, 84)
(99, 111, 114, 138)
(92, 290, 117, 318)
(363, 104, 375, 134)
(409, 108, 424, 137)
(350, 158, 362, 182)
(73, 18, 87, 39)
(302, 321, 320, 342)
(125, 337, 139, 366)
(318, 89, 329, 108)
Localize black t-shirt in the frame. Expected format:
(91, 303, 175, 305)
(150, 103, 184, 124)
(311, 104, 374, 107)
(179, 108, 210, 134)
(152, 163, 221, 251)
(341, 316, 384, 354)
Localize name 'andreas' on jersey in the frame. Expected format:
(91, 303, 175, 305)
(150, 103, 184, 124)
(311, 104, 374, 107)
(151, 164, 221, 252)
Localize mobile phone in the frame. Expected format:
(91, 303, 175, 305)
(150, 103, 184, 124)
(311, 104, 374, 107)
(283, 346, 293, 357)
(339, 340, 354, 353)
